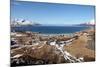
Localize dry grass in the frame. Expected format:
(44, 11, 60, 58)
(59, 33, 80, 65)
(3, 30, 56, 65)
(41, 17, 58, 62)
(11, 44, 66, 64)
(64, 34, 95, 61)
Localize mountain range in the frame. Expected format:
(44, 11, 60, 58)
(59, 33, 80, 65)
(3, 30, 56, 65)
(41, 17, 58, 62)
(11, 19, 41, 27)
(11, 19, 95, 27)
(74, 22, 95, 27)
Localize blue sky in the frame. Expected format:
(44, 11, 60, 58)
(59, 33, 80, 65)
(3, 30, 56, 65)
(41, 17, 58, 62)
(11, 0, 95, 25)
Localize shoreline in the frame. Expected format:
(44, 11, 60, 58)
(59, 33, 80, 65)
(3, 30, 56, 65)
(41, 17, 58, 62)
(11, 26, 94, 38)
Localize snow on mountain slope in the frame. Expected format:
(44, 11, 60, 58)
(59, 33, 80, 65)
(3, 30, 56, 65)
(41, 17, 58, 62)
(11, 19, 40, 27)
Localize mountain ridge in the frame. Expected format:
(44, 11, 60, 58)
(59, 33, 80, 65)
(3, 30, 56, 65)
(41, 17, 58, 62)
(11, 19, 41, 27)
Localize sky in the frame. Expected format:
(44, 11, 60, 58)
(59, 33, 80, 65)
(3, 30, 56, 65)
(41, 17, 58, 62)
(11, 0, 95, 25)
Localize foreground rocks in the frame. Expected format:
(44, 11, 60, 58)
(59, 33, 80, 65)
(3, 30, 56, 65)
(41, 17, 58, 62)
(11, 45, 66, 66)
(11, 30, 95, 66)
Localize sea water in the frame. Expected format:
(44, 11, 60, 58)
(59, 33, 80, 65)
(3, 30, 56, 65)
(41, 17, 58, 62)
(11, 26, 89, 34)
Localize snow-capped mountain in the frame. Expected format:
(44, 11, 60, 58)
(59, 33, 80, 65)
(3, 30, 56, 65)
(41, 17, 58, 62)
(77, 22, 95, 26)
(11, 19, 40, 27)
(74, 19, 95, 26)
(81, 19, 95, 26)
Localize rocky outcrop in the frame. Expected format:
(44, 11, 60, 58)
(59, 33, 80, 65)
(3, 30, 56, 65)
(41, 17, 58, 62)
(11, 45, 66, 66)
(11, 30, 95, 66)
